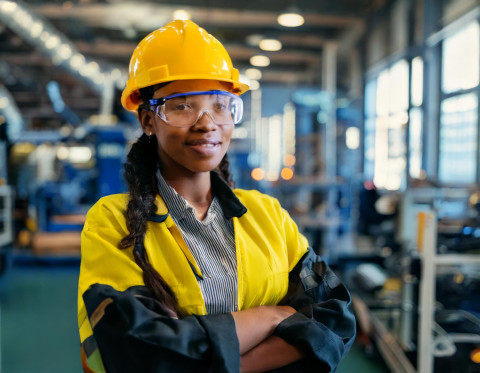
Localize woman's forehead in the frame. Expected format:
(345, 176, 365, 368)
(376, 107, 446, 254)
(153, 79, 229, 98)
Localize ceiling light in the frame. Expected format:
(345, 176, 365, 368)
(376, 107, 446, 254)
(123, 27, 137, 39)
(110, 68, 122, 80)
(259, 39, 282, 51)
(57, 44, 72, 60)
(30, 21, 43, 38)
(251, 168, 264, 181)
(173, 9, 190, 20)
(0, 1, 17, 14)
(70, 54, 85, 69)
(19, 13, 32, 29)
(45, 35, 60, 49)
(246, 34, 264, 47)
(245, 68, 262, 80)
(250, 55, 270, 67)
(281, 168, 294, 180)
(40, 31, 51, 43)
(84, 61, 99, 76)
(277, 8, 304, 27)
(0, 97, 9, 109)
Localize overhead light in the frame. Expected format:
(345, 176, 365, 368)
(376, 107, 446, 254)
(346, 127, 360, 150)
(45, 35, 60, 49)
(40, 31, 51, 42)
(70, 53, 85, 69)
(123, 27, 137, 39)
(30, 21, 43, 38)
(250, 55, 270, 67)
(83, 61, 100, 76)
(251, 168, 265, 181)
(259, 39, 282, 51)
(281, 168, 294, 180)
(57, 44, 72, 60)
(246, 34, 264, 47)
(471, 347, 480, 363)
(110, 68, 122, 80)
(173, 9, 191, 20)
(0, 1, 17, 14)
(0, 97, 9, 109)
(245, 68, 262, 80)
(277, 7, 304, 27)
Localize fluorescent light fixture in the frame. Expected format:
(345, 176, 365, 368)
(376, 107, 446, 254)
(250, 55, 270, 67)
(173, 9, 190, 20)
(259, 39, 282, 51)
(245, 68, 262, 80)
(277, 8, 304, 27)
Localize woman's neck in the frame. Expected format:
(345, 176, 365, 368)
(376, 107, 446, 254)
(162, 170, 212, 205)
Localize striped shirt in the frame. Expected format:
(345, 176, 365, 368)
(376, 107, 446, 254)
(156, 169, 238, 314)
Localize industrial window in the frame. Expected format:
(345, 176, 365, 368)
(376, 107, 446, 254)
(438, 93, 478, 184)
(439, 21, 479, 184)
(442, 22, 479, 94)
(364, 59, 409, 190)
(409, 57, 424, 179)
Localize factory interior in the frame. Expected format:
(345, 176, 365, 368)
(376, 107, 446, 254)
(1, 0, 480, 372)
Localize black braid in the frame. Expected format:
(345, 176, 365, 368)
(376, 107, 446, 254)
(217, 153, 235, 188)
(120, 132, 179, 316)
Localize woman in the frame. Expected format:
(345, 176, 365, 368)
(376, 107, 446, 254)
(78, 20, 355, 373)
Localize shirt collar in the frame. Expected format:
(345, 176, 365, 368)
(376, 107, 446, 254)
(150, 169, 247, 222)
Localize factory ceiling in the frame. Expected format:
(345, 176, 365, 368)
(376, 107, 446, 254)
(0, 0, 388, 127)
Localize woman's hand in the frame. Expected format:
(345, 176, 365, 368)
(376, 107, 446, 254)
(231, 305, 296, 354)
(240, 336, 305, 373)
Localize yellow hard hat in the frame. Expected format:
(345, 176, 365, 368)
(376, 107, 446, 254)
(121, 20, 250, 112)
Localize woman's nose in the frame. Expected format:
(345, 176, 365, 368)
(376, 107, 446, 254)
(191, 110, 217, 130)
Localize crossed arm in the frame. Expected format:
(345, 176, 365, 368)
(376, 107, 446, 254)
(232, 305, 305, 372)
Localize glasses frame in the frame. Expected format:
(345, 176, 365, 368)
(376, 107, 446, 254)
(148, 90, 243, 128)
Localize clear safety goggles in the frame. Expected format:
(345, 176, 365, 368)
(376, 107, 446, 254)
(148, 90, 243, 128)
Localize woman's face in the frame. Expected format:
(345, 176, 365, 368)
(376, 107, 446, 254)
(142, 80, 235, 177)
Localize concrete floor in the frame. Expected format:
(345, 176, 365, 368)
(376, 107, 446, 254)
(0, 262, 389, 373)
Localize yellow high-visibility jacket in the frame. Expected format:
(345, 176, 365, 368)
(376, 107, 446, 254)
(78, 173, 355, 373)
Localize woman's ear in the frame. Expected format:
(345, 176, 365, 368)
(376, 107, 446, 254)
(139, 110, 156, 135)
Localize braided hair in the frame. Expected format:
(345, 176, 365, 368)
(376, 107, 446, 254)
(119, 84, 234, 314)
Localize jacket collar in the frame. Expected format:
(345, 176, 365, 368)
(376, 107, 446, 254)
(149, 171, 247, 222)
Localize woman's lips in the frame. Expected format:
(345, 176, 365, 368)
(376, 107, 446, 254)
(186, 140, 221, 155)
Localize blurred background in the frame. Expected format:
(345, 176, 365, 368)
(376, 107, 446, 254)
(1, 0, 480, 372)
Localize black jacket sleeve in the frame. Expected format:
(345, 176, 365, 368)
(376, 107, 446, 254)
(273, 248, 356, 372)
(83, 284, 240, 373)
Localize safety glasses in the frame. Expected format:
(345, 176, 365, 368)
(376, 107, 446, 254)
(148, 90, 243, 128)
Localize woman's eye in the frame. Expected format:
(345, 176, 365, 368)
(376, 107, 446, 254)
(214, 102, 228, 111)
(173, 103, 190, 111)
